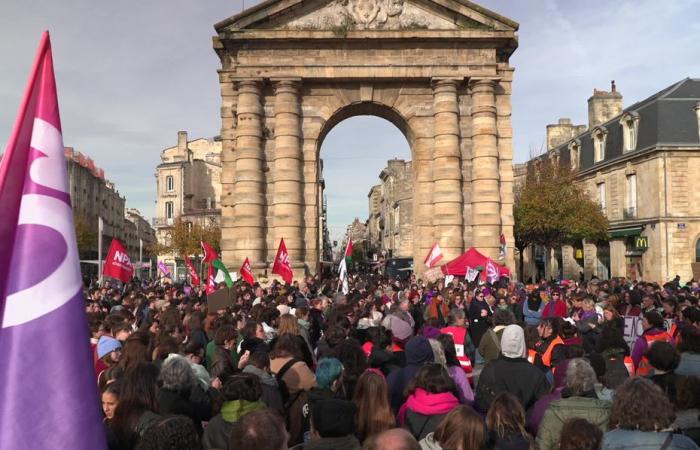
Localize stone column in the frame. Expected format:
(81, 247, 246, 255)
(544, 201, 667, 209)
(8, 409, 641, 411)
(232, 79, 266, 268)
(271, 79, 305, 275)
(470, 79, 502, 259)
(219, 74, 238, 269)
(496, 72, 516, 270)
(432, 79, 464, 261)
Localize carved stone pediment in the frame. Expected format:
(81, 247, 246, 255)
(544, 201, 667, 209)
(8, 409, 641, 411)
(216, 0, 518, 32)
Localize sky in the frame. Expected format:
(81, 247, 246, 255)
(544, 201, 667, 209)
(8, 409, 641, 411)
(2, 0, 699, 240)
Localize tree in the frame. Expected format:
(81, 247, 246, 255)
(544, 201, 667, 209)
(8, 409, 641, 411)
(74, 213, 97, 258)
(151, 216, 221, 258)
(513, 159, 608, 281)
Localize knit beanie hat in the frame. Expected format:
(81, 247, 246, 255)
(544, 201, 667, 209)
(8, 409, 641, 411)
(500, 324, 526, 359)
(311, 398, 357, 438)
(97, 336, 122, 359)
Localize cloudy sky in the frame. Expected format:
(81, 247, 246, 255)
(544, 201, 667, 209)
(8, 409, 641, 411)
(2, 0, 699, 241)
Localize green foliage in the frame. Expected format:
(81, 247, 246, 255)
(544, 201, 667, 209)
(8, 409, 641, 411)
(74, 213, 97, 256)
(152, 216, 221, 258)
(514, 159, 608, 251)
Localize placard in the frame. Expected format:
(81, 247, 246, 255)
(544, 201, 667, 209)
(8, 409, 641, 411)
(622, 315, 674, 346)
(207, 287, 233, 312)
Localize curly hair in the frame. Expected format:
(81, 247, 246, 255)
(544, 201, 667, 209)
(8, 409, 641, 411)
(159, 355, 196, 391)
(558, 418, 602, 450)
(609, 377, 675, 431)
(565, 358, 597, 395)
(135, 415, 201, 450)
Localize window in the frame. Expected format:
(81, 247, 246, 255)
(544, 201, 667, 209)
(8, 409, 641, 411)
(166, 175, 174, 192)
(593, 127, 608, 163)
(569, 139, 581, 170)
(597, 182, 607, 214)
(165, 201, 174, 220)
(620, 112, 640, 152)
(625, 174, 637, 218)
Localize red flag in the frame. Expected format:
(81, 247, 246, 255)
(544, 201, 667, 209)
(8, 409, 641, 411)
(201, 240, 218, 263)
(102, 239, 133, 283)
(240, 257, 255, 286)
(205, 263, 216, 294)
(424, 242, 444, 268)
(272, 239, 293, 284)
(345, 240, 353, 258)
(184, 255, 201, 285)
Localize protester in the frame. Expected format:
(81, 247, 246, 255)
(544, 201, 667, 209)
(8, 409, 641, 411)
(229, 408, 289, 450)
(485, 393, 535, 450)
(557, 418, 603, 450)
(676, 325, 700, 376)
(111, 363, 161, 450)
(418, 406, 485, 450)
(353, 370, 395, 444)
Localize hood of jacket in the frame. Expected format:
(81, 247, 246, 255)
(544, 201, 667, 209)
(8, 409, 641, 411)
(221, 399, 265, 423)
(419, 432, 444, 450)
(242, 364, 278, 388)
(547, 396, 611, 427)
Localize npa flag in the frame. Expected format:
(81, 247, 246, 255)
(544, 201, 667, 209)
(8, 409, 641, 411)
(272, 238, 293, 284)
(0, 32, 107, 449)
(184, 254, 200, 285)
(424, 242, 444, 268)
(240, 257, 255, 286)
(201, 240, 218, 263)
(102, 238, 134, 283)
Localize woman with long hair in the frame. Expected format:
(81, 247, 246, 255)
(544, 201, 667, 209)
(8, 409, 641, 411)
(111, 363, 161, 450)
(352, 370, 395, 443)
(485, 392, 535, 450)
(419, 406, 485, 450)
(118, 331, 153, 374)
(603, 377, 697, 449)
(436, 333, 474, 404)
(273, 314, 314, 367)
(398, 363, 461, 441)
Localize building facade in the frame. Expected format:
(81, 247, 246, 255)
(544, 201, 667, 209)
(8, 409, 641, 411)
(65, 147, 154, 277)
(154, 131, 222, 278)
(519, 79, 700, 283)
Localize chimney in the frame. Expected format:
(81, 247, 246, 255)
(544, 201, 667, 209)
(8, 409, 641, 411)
(177, 131, 188, 158)
(546, 118, 585, 150)
(587, 83, 623, 129)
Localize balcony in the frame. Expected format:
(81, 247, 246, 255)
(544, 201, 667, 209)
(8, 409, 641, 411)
(152, 217, 174, 227)
(623, 207, 637, 219)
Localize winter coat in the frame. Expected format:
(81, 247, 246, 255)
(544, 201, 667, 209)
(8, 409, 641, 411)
(202, 400, 266, 450)
(523, 299, 545, 326)
(476, 355, 550, 413)
(676, 352, 700, 377)
(242, 364, 284, 414)
(209, 345, 236, 381)
(448, 365, 474, 405)
(486, 430, 534, 450)
(541, 300, 567, 319)
(479, 326, 507, 363)
(369, 347, 403, 376)
(469, 299, 492, 346)
(398, 389, 460, 441)
(387, 337, 435, 412)
(536, 393, 611, 450)
(602, 429, 699, 450)
(157, 385, 213, 435)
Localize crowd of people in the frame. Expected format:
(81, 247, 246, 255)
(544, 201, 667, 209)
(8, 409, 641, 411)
(88, 272, 700, 450)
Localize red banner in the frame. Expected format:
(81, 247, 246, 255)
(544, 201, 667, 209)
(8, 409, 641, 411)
(102, 239, 133, 283)
(184, 255, 201, 286)
(205, 263, 216, 294)
(240, 257, 255, 286)
(201, 240, 218, 263)
(272, 239, 293, 284)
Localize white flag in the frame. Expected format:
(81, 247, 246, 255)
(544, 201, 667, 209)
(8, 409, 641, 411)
(338, 258, 349, 295)
(424, 242, 444, 268)
(466, 266, 479, 282)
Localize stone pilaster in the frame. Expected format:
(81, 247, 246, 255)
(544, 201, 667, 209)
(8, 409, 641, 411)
(470, 79, 502, 259)
(232, 79, 267, 269)
(432, 79, 464, 261)
(496, 71, 515, 270)
(271, 79, 305, 275)
(220, 74, 238, 269)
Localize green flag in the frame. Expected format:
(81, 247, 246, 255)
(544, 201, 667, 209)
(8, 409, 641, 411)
(212, 259, 233, 288)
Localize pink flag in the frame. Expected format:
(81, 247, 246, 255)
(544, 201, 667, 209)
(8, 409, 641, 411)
(424, 242, 444, 268)
(102, 238, 134, 283)
(272, 239, 293, 284)
(0, 32, 107, 449)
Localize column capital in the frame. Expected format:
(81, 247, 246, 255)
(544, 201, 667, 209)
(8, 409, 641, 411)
(431, 78, 462, 90)
(468, 78, 500, 90)
(235, 78, 264, 91)
(272, 78, 302, 94)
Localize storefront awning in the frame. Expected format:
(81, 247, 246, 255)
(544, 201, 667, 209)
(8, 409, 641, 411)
(608, 227, 643, 238)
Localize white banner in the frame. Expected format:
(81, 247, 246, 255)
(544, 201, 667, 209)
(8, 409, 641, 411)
(622, 315, 674, 346)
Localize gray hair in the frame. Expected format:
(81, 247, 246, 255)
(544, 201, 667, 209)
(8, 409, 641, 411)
(428, 339, 446, 368)
(447, 309, 465, 325)
(566, 358, 597, 395)
(160, 354, 196, 391)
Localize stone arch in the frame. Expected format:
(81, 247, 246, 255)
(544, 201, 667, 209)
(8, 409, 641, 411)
(214, 0, 519, 278)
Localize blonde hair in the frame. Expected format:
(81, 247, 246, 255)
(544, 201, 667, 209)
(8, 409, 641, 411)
(277, 314, 300, 336)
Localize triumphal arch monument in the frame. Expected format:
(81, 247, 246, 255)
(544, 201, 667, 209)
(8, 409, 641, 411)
(214, 0, 518, 278)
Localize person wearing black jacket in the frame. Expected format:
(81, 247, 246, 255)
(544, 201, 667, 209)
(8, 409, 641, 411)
(469, 289, 493, 348)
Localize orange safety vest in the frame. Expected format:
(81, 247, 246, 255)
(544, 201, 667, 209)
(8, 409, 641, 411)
(527, 349, 537, 364)
(441, 326, 474, 383)
(541, 335, 564, 368)
(636, 331, 673, 376)
(623, 356, 635, 376)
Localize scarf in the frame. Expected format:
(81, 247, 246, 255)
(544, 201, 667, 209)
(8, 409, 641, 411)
(398, 388, 460, 425)
(221, 400, 265, 423)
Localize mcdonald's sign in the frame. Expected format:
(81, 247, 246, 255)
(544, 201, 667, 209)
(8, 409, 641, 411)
(634, 236, 649, 250)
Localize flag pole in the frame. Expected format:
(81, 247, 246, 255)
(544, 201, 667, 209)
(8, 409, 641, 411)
(98, 216, 103, 285)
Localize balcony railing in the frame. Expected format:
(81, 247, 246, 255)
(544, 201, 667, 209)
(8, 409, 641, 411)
(623, 207, 637, 219)
(152, 217, 174, 227)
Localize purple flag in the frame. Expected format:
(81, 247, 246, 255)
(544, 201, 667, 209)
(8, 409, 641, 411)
(0, 32, 107, 449)
(158, 260, 172, 278)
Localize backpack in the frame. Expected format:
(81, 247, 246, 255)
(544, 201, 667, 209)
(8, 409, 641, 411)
(274, 358, 309, 446)
(275, 358, 303, 406)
